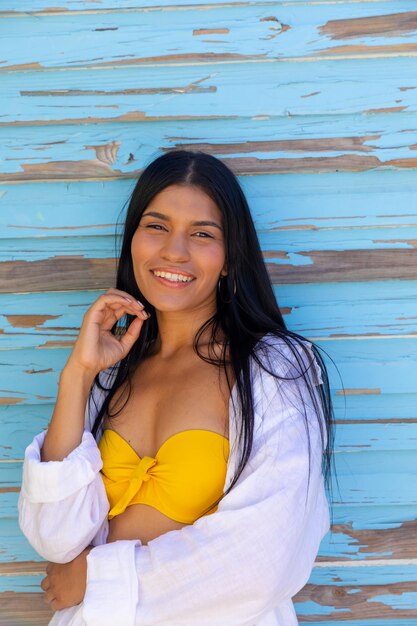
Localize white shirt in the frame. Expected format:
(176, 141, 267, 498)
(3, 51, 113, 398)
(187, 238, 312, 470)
(18, 334, 330, 626)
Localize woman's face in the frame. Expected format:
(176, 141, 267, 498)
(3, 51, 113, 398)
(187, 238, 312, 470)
(131, 184, 227, 312)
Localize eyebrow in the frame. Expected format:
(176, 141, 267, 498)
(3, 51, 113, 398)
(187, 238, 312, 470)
(142, 211, 223, 232)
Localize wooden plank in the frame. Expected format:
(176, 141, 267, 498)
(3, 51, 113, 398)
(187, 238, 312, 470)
(0, 592, 52, 626)
(2, 56, 417, 128)
(294, 563, 417, 622)
(1, 4, 417, 73)
(2, 167, 417, 235)
(2, 247, 417, 293)
(3, 0, 403, 13)
(0, 338, 416, 403)
(295, 582, 417, 621)
(0, 0, 346, 13)
(1, 280, 416, 351)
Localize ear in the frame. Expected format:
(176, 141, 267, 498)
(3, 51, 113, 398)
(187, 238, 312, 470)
(221, 262, 228, 277)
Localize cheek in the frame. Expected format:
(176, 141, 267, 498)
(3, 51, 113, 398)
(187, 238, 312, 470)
(131, 231, 152, 265)
(202, 245, 226, 272)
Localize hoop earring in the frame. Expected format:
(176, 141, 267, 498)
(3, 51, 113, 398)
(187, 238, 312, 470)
(217, 275, 236, 304)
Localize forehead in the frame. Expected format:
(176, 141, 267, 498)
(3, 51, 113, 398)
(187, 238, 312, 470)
(146, 184, 222, 221)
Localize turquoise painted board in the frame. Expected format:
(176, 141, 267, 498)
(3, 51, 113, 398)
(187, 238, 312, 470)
(1, 0, 417, 623)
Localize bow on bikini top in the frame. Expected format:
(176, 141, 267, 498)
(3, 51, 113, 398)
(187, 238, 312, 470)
(98, 428, 230, 523)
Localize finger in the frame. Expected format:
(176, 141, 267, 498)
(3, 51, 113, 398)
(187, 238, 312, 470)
(106, 303, 148, 320)
(93, 295, 146, 322)
(98, 302, 149, 333)
(89, 296, 146, 332)
(40, 576, 50, 591)
(96, 294, 145, 314)
(118, 315, 148, 354)
(43, 589, 55, 604)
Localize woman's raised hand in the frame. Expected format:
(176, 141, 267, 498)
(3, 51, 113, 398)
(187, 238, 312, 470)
(66, 288, 150, 376)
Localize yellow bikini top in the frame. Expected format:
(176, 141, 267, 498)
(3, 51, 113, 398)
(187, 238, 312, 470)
(98, 428, 230, 523)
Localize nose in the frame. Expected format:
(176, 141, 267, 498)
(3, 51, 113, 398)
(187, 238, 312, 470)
(160, 230, 190, 262)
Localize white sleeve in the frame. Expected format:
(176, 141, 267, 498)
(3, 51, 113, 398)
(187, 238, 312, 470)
(18, 427, 109, 563)
(18, 382, 111, 564)
(82, 344, 330, 626)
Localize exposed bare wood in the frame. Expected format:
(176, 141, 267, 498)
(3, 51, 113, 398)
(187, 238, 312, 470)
(325, 519, 417, 561)
(193, 28, 230, 35)
(8, 159, 124, 181)
(365, 106, 408, 114)
(3, 579, 417, 625)
(0, 561, 46, 575)
(1, 52, 266, 73)
(0, 593, 53, 625)
(0, 112, 230, 129)
(295, 581, 417, 621)
(6, 315, 59, 328)
(21, 85, 216, 97)
(169, 136, 381, 154)
(6, 153, 417, 183)
(266, 248, 417, 284)
(0, 62, 42, 71)
(37, 340, 79, 348)
(2, 247, 417, 293)
(223, 154, 381, 174)
(383, 157, 417, 168)
(317, 43, 417, 56)
(0, 257, 117, 293)
(86, 51, 266, 67)
(85, 141, 120, 166)
(320, 12, 417, 40)
(0, 397, 25, 405)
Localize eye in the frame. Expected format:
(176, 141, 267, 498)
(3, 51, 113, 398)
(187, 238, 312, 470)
(194, 232, 213, 238)
(146, 224, 167, 231)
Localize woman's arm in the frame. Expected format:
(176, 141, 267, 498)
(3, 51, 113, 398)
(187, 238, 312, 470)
(18, 364, 113, 563)
(18, 408, 110, 563)
(40, 361, 95, 462)
(82, 352, 331, 626)
(18, 289, 148, 563)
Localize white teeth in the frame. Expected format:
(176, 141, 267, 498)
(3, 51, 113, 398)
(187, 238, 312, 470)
(153, 270, 193, 283)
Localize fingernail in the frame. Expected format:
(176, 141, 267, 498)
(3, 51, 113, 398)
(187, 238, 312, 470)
(123, 296, 132, 303)
(136, 299, 144, 308)
(142, 310, 151, 318)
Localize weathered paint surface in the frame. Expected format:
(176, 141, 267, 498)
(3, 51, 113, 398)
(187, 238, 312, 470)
(1, 1, 417, 623)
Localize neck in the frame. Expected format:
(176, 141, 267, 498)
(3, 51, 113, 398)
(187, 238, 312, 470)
(151, 302, 220, 359)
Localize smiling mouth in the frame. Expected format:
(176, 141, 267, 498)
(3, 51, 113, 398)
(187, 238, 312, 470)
(151, 270, 196, 285)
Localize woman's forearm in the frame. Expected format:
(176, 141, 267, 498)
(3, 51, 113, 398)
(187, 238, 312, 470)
(40, 361, 96, 462)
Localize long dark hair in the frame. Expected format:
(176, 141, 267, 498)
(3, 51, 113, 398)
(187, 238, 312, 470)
(90, 149, 337, 521)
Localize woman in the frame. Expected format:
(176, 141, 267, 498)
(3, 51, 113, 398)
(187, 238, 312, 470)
(18, 150, 334, 625)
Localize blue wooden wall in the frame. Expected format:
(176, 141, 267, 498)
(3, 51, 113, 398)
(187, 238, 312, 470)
(1, 1, 417, 623)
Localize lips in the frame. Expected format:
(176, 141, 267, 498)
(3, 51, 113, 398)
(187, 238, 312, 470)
(151, 268, 196, 279)
(150, 270, 196, 287)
